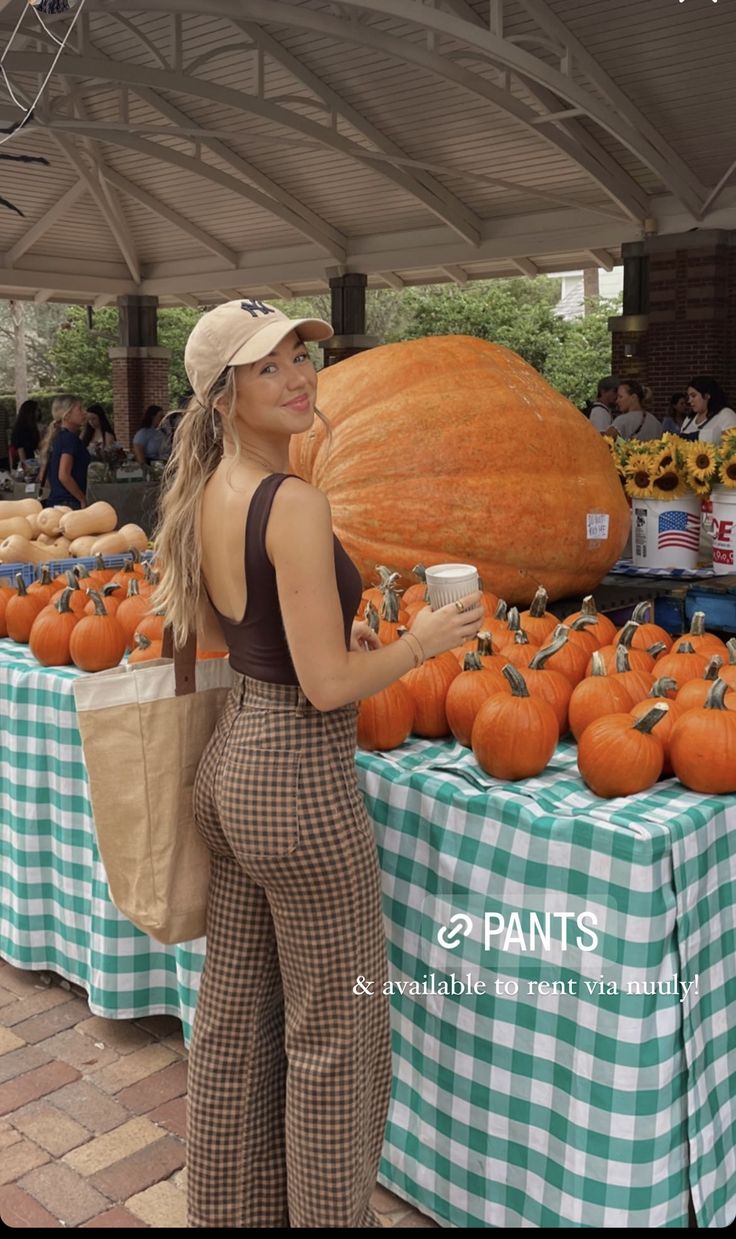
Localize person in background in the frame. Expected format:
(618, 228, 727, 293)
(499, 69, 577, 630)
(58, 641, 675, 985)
(9, 399, 41, 470)
(40, 395, 90, 510)
(82, 404, 116, 460)
(661, 392, 689, 435)
(610, 380, 662, 441)
(679, 376, 736, 443)
(158, 395, 189, 462)
(588, 376, 620, 432)
(132, 404, 165, 466)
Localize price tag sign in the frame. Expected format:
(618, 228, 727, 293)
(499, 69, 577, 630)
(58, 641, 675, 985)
(586, 513, 609, 540)
(25, 484, 36, 494)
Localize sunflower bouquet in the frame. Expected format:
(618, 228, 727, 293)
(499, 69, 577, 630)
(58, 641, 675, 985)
(684, 430, 736, 494)
(608, 434, 693, 501)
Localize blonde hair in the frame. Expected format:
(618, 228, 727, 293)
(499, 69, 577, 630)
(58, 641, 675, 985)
(39, 394, 82, 469)
(151, 364, 331, 649)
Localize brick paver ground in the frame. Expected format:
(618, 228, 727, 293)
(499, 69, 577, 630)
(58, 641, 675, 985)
(0, 961, 438, 1228)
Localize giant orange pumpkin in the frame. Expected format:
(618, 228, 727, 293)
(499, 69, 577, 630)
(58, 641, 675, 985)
(289, 336, 629, 603)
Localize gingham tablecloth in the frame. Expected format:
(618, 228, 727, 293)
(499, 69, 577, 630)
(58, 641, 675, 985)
(0, 641, 734, 1228)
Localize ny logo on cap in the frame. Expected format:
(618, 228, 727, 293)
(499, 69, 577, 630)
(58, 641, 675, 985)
(240, 299, 276, 318)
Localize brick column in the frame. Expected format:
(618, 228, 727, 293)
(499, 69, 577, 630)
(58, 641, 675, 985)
(610, 231, 736, 418)
(109, 295, 170, 447)
(320, 273, 377, 366)
(109, 347, 172, 448)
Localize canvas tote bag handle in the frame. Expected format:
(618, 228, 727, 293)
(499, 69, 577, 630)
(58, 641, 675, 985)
(162, 625, 198, 696)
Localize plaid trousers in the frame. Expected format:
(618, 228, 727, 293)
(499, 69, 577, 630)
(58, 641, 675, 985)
(188, 675, 392, 1228)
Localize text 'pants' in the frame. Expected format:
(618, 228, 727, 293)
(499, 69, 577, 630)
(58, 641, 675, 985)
(187, 675, 392, 1228)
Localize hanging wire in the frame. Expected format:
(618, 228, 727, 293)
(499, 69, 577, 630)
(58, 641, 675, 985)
(0, 0, 87, 148)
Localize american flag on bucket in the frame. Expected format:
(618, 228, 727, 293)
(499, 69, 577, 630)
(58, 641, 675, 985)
(658, 508, 700, 552)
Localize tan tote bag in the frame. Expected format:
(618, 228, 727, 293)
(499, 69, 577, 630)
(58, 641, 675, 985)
(73, 631, 234, 944)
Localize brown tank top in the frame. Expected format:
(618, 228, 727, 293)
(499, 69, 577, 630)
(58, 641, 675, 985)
(208, 472, 363, 684)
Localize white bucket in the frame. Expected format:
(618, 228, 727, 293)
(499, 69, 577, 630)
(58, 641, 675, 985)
(710, 486, 736, 574)
(631, 494, 701, 570)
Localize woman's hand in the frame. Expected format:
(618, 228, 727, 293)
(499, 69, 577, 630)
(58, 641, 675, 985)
(409, 592, 486, 659)
(350, 620, 381, 653)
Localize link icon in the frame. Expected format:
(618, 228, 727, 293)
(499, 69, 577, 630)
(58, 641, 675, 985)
(437, 913, 474, 950)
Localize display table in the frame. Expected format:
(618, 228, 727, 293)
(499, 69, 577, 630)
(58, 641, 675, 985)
(0, 642, 734, 1229)
(85, 480, 161, 537)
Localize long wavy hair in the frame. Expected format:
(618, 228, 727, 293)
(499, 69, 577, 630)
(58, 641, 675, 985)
(151, 362, 331, 649)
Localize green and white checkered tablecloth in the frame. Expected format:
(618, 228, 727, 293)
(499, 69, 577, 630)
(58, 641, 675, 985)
(1, 640, 734, 1228)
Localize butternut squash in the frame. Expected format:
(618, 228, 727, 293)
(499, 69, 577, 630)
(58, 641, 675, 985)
(90, 532, 129, 556)
(118, 524, 148, 553)
(0, 498, 42, 521)
(0, 536, 57, 565)
(0, 516, 33, 541)
(51, 537, 72, 557)
(25, 513, 43, 539)
(60, 502, 117, 541)
(69, 535, 98, 557)
(36, 533, 56, 546)
(37, 509, 64, 537)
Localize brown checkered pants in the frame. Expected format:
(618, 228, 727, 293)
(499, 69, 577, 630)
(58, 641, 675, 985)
(187, 675, 392, 1228)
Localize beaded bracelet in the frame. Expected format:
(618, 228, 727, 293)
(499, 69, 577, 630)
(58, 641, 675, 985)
(401, 630, 425, 668)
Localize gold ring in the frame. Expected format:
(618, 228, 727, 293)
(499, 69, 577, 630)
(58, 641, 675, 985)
(454, 600, 466, 613)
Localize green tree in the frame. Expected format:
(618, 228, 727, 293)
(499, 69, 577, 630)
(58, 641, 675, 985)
(543, 296, 621, 408)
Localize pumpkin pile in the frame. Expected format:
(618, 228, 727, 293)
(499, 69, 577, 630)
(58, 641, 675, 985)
(356, 569, 736, 798)
(0, 498, 148, 565)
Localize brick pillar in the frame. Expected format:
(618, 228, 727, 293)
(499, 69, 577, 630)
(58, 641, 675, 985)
(109, 295, 170, 447)
(320, 272, 377, 367)
(609, 231, 736, 418)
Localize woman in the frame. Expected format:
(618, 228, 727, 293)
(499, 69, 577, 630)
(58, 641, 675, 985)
(662, 392, 689, 435)
(151, 300, 484, 1230)
(40, 395, 90, 510)
(610, 380, 662, 441)
(132, 404, 165, 465)
(82, 404, 116, 459)
(9, 399, 41, 470)
(680, 376, 736, 443)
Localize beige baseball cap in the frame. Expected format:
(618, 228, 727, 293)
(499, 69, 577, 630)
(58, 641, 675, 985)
(184, 297, 334, 404)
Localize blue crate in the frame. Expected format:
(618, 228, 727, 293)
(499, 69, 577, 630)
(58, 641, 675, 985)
(0, 551, 153, 590)
(654, 595, 686, 635)
(684, 586, 736, 635)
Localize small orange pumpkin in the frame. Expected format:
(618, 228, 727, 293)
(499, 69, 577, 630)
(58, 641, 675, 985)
(568, 650, 633, 741)
(69, 590, 127, 673)
(670, 678, 736, 793)
(562, 594, 616, 648)
(629, 681, 682, 776)
(471, 663, 558, 781)
(719, 638, 736, 690)
(445, 652, 512, 747)
(588, 621, 659, 676)
(401, 648, 461, 738)
(116, 579, 153, 650)
(652, 641, 709, 692)
(5, 573, 47, 643)
(615, 601, 673, 653)
(523, 631, 576, 735)
(84, 583, 122, 617)
(128, 632, 164, 664)
(28, 587, 79, 667)
(577, 704, 668, 798)
(358, 678, 415, 751)
(28, 566, 56, 606)
(671, 611, 728, 661)
(518, 586, 558, 646)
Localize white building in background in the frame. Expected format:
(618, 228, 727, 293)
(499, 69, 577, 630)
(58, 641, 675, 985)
(551, 267, 624, 319)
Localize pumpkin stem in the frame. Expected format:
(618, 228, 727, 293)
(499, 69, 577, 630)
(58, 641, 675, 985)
(411, 564, 427, 583)
(590, 650, 608, 677)
(55, 587, 75, 614)
(94, 554, 107, 573)
(35, 565, 52, 586)
(476, 631, 494, 657)
(647, 641, 667, 658)
(513, 629, 530, 646)
(703, 655, 724, 681)
(704, 677, 731, 710)
(688, 611, 706, 637)
(615, 644, 633, 673)
(502, 663, 530, 697)
(134, 633, 153, 651)
(126, 578, 141, 599)
(616, 620, 639, 649)
(650, 677, 677, 698)
(129, 548, 142, 565)
(506, 606, 520, 633)
(580, 595, 600, 618)
(102, 583, 121, 597)
(726, 637, 736, 666)
(462, 652, 485, 672)
(569, 614, 597, 632)
(632, 601, 654, 624)
(493, 599, 508, 622)
(365, 600, 380, 634)
(73, 564, 91, 581)
(676, 641, 696, 655)
(86, 589, 109, 618)
(64, 570, 80, 590)
(632, 703, 669, 734)
(379, 578, 401, 623)
(14, 572, 27, 596)
(530, 629, 568, 669)
(527, 586, 549, 619)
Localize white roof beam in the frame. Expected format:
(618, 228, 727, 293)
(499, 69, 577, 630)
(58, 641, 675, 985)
(133, 85, 348, 259)
(587, 249, 615, 271)
(49, 131, 141, 284)
(5, 181, 86, 265)
(34, 289, 53, 303)
(94, 294, 115, 308)
(174, 294, 200, 309)
(512, 258, 539, 277)
(0, 266, 136, 295)
(266, 283, 293, 299)
(441, 265, 468, 285)
(379, 272, 405, 290)
(238, 19, 483, 245)
(98, 165, 239, 268)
